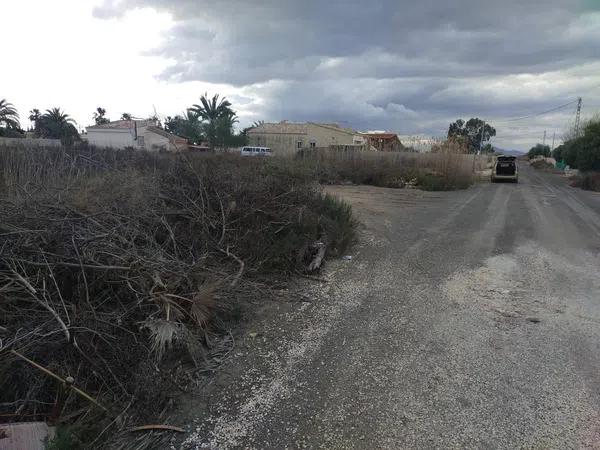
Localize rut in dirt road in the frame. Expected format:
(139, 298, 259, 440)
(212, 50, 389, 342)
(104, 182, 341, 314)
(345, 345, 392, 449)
(181, 164, 600, 449)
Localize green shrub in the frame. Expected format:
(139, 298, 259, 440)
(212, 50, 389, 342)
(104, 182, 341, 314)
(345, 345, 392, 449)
(560, 118, 600, 170)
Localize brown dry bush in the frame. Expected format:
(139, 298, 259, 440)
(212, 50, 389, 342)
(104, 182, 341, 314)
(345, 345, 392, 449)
(297, 143, 476, 190)
(0, 145, 355, 448)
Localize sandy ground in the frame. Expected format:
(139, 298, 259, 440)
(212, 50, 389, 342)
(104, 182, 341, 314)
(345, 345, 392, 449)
(176, 164, 600, 449)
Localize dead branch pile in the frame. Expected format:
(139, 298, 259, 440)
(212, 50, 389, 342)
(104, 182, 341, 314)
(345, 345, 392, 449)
(0, 146, 354, 446)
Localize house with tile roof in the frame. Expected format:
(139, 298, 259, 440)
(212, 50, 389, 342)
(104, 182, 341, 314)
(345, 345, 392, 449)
(246, 121, 366, 156)
(363, 133, 404, 152)
(85, 120, 187, 151)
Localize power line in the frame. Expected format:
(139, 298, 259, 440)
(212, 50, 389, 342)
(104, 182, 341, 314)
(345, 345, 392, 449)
(494, 99, 579, 123)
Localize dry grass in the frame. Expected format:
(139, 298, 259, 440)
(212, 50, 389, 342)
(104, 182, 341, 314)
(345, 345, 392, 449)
(570, 172, 600, 191)
(0, 145, 355, 448)
(296, 144, 479, 190)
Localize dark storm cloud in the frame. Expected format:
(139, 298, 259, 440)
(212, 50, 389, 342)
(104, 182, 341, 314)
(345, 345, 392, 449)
(94, 0, 600, 147)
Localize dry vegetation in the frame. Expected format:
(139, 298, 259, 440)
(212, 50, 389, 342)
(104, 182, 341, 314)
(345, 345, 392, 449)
(298, 141, 479, 191)
(0, 141, 480, 447)
(0, 145, 355, 448)
(570, 172, 600, 191)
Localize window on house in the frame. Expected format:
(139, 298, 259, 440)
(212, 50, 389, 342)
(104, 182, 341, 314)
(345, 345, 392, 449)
(297, 140, 303, 149)
(310, 141, 316, 148)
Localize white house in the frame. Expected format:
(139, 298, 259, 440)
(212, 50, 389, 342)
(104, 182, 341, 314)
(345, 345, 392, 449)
(85, 120, 188, 151)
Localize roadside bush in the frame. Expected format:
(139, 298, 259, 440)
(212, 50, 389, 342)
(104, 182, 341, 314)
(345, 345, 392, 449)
(552, 144, 565, 161)
(570, 172, 600, 191)
(0, 146, 355, 448)
(559, 117, 600, 171)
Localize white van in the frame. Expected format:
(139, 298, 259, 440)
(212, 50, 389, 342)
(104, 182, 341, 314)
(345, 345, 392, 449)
(240, 146, 273, 157)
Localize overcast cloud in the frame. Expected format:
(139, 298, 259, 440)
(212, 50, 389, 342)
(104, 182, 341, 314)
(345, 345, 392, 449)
(2, 1, 600, 149)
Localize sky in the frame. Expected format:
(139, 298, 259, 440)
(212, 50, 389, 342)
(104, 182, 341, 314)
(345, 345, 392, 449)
(2, 0, 600, 150)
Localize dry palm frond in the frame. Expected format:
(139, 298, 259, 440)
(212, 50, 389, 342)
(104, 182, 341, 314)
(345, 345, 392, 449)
(141, 319, 184, 361)
(189, 283, 218, 327)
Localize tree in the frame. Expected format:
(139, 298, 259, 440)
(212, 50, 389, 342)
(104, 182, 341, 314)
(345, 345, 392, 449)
(93, 107, 110, 125)
(447, 118, 496, 153)
(37, 108, 79, 144)
(565, 118, 600, 171)
(527, 143, 551, 159)
(164, 110, 204, 144)
(189, 93, 236, 150)
(252, 120, 265, 128)
(120, 112, 132, 121)
(213, 111, 239, 148)
(29, 109, 43, 136)
(0, 99, 20, 130)
(552, 144, 565, 161)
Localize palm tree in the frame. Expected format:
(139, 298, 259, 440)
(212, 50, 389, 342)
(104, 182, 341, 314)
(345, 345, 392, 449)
(93, 107, 110, 125)
(189, 93, 235, 150)
(0, 99, 20, 130)
(165, 110, 204, 144)
(214, 111, 239, 148)
(39, 108, 79, 143)
(252, 120, 265, 128)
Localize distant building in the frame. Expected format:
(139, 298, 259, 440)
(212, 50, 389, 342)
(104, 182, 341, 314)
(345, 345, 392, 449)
(397, 135, 443, 153)
(363, 133, 404, 152)
(85, 120, 187, 151)
(247, 121, 366, 156)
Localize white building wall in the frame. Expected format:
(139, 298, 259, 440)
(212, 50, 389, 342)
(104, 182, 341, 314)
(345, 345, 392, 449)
(142, 131, 170, 151)
(86, 129, 136, 149)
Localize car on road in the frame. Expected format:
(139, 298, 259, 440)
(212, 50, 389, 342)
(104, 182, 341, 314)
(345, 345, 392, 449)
(491, 155, 518, 182)
(241, 146, 273, 157)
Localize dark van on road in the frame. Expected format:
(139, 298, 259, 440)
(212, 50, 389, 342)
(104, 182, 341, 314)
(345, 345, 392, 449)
(491, 155, 518, 183)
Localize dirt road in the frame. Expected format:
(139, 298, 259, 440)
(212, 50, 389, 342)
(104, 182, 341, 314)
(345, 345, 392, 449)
(181, 164, 600, 449)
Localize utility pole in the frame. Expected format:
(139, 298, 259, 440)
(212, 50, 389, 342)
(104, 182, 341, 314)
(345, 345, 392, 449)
(574, 97, 582, 137)
(478, 120, 486, 155)
(551, 131, 556, 151)
(543, 130, 546, 146)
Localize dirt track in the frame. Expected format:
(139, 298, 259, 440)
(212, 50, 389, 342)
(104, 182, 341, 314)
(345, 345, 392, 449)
(180, 164, 600, 449)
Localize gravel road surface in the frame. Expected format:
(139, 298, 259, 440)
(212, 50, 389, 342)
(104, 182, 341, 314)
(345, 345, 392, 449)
(181, 163, 600, 449)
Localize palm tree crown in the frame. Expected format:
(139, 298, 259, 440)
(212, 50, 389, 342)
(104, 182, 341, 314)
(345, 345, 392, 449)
(190, 94, 233, 121)
(43, 108, 75, 125)
(188, 93, 237, 149)
(0, 99, 20, 129)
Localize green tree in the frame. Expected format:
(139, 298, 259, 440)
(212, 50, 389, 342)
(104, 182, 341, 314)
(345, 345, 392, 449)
(165, 110, 204, 143)
(568, 119, 600, 171)
(0, 99, 20, 130)
(213, 111, 239, 148)
(552, 144, 565, 161)
(120, 112, 132, 121)
(0, 99, 24, 137)
(28, 109, 43, 136)
(93, 107, 110, 125)
(527, 143, 551, 159)
(189, 93, 236, 150)
(447, 118, 496, 153)
(38, 108, 79, 144)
